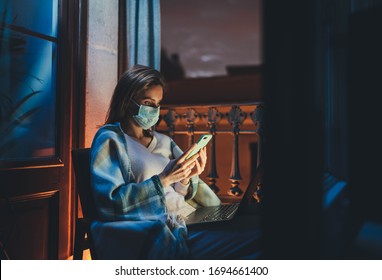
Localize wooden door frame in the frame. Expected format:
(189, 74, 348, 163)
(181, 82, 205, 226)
(69, 0, 88, 257)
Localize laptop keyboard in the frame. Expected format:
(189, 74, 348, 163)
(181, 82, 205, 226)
(201, 203, 239, 222)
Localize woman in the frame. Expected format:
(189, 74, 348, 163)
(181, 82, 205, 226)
(90, 65, 260, 259)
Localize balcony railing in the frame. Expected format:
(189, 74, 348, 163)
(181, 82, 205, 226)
(156, 103, 264, 201)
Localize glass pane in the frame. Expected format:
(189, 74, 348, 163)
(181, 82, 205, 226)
(0, 26, 57, 161)
(161, 0, 262, 80)
(1, 0, 58, 38)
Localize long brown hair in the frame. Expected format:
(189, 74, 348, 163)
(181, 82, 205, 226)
(105, 64, 166, 125)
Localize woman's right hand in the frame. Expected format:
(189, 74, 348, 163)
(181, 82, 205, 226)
(159, 144, 199, 187)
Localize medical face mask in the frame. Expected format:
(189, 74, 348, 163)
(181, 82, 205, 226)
(131, 100, 160, 129)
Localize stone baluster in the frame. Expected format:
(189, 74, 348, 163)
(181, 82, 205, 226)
(163, 109, 179, 138)
(183, 108, 199, 147)
(226, 106, 246, 196)
(203, 107, 222, 193)
(250, 105, 265, 203)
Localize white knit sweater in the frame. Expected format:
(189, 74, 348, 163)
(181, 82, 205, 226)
(124, 131, 196, 217)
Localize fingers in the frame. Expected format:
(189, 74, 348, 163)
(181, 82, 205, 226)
(186, 156, 204, 178)
(163, 145, 208, 185)
(182, 157, 198, 169)
(179, 143, 197, 162)
(173, 159, 196, 175)
(161, 157, 197, 186)
(169, 149, 208, 184)
(174, 155, 197, 171)
(173, 162, 195, 182)
(194, 147, 207, 171)
(199, 147, 207, 167)
(195, 159, 202, 174)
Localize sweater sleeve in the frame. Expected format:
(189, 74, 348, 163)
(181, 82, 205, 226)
(90, 128, 166, 221)
(173, 181, 190, 196)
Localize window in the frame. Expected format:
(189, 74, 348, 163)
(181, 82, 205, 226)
(160, 0, 262, 81)
(0, 0, 58, 161)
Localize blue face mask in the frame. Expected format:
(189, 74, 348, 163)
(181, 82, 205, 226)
(131, 100, 160, 130)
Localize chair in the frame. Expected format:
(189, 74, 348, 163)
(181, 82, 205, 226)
(72, 148, 98, 260)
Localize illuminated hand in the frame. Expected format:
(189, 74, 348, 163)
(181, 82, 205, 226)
(159, 144, 199, 187)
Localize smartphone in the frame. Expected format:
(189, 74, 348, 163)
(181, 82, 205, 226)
(185, 134, 213, 160)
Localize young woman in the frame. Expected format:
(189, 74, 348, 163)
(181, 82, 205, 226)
(90, 65, 260, 259)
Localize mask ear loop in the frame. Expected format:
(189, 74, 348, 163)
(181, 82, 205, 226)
(126, 93, 140, 118)
(127, 85, 147, 113)
(130, 99, 141, 108)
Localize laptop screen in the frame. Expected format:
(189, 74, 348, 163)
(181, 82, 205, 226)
(237, 163, 264, 212)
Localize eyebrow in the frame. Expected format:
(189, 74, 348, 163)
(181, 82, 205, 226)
(142, 97, 162, 103)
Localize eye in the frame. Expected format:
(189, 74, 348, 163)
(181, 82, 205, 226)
(142, 100, 160, 108)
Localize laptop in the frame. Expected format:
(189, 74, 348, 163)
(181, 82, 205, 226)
(185, 163, 263, 225)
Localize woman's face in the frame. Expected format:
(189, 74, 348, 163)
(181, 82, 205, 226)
(134, 85, 163, 108)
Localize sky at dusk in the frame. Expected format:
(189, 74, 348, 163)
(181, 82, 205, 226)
(161, 0, 262, 78)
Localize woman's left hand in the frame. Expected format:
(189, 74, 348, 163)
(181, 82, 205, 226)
(180, 147, 207, 185)
(194, 146, 207, 175)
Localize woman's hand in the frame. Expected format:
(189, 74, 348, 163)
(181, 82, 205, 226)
(179, 146, 208, 185)
(190, 146, 207, 175)
(159, 144, 199, 187)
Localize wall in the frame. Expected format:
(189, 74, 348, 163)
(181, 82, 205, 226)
(85, 0, 119, 147)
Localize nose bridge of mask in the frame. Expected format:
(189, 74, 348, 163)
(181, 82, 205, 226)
(138, 103, 159, 117)
(132, 99, 157, 112)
